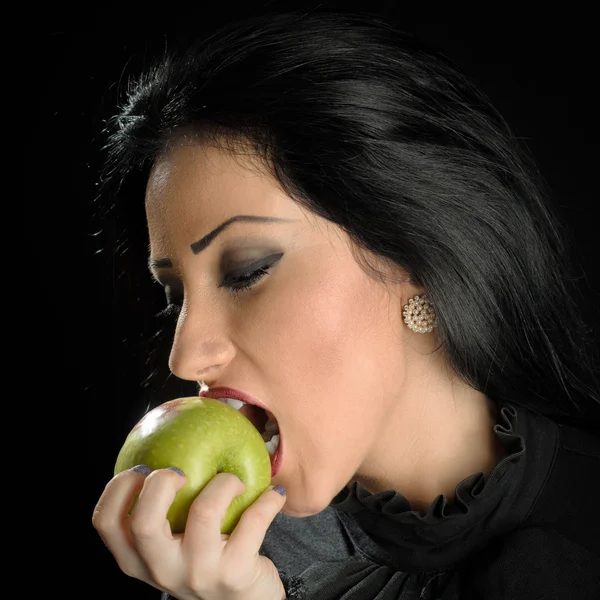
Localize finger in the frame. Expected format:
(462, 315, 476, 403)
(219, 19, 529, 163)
(223, 485, 286, 563)
(182, 472, 246, 566)
(92, 465, 154, 580)
(129, 467, 188, 574)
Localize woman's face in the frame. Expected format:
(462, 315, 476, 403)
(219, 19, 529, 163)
(145, 140, 411, 517)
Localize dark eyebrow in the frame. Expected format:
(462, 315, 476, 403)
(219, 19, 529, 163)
(148, 215, 296, 270)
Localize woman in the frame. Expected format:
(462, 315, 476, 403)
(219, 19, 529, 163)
(92, 11, 600, 600)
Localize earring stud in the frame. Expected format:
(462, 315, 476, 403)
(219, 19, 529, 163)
(402, 294, 437, 334)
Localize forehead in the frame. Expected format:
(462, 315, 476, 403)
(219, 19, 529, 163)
(145, 142, 292, 224)
(148, 142, 262, 205)
(143, 139, 361, 263)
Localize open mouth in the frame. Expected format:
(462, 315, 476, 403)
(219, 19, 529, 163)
(239, 404, 280, 455)
(239, 403, 269, 432)
(203, 395, 283, 476)
(219, 401, 280, 462)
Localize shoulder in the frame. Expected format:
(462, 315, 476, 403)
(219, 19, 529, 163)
(554, 419, 600, 459)
(459, 419, 600, 599)
(522, 418, 600, 556)
(460, 526, 600, 599)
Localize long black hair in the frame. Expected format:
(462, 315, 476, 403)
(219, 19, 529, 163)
(97, 10, 600, 432)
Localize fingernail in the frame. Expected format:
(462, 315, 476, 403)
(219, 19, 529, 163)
(131, 464, 151, 475)
(272, 485, 286, 496)
(167, 466, 186, 476)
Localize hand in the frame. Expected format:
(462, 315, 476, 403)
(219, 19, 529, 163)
(92, 467, 287, 600)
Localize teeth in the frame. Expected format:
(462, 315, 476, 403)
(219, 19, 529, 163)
(265, 434, 280, 456)
(223, 398, 245, 410)
(221, 399, 280, 454)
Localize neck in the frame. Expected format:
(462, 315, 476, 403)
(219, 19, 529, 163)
(353, 375, 508, 513)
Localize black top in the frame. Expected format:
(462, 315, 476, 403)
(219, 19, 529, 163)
(161, 401, 600, 599)
(258, 402, 600, 599)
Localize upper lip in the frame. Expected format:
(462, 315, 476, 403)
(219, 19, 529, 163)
(199, 386, 269, 413)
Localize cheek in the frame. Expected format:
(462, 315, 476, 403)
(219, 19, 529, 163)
(277, 266, 366, 373)
(236, 258, 392, 414)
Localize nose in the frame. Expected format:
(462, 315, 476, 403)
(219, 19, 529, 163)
(167, 302, 235, 383)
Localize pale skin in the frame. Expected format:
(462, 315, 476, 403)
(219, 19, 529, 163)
(93, 137, 508, 598)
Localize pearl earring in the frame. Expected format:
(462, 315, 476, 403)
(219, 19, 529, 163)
(402, 293, 437, 334)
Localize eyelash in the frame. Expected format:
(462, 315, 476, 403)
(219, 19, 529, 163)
(157, 263, 275, 320)
(220, 264, 272, 294)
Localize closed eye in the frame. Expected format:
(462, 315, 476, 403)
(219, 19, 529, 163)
(220, 263, 272, 294)
(219, 252, 284, 295)
(155, 252, 284, 317)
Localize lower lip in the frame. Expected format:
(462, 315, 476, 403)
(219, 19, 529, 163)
(271, 432, 283, 477)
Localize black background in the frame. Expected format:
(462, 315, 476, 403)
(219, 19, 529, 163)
(39, 4, 599, 598)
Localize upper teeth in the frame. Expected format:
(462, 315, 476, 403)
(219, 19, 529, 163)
(223, 398, 245, 410)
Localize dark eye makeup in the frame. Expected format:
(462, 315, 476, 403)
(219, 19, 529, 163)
(219, 252, 284, 293)
(156, 252, 284, 320)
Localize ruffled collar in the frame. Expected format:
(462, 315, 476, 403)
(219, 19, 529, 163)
(329, 402, 557, 572)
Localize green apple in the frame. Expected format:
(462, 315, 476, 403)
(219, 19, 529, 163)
(114, 396, 272, 534)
